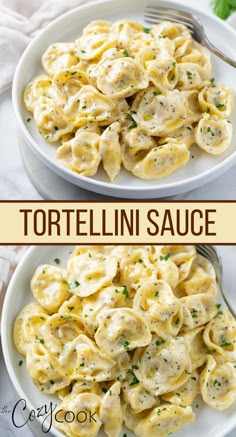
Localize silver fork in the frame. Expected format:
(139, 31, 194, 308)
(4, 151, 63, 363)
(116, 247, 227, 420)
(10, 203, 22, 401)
(196, 245, 236, 318)
(144, 4, 236, 68)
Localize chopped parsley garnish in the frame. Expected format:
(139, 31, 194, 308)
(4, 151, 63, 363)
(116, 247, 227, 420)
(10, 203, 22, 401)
(54, 258, 60, 264)
(102, 388, 108, 393)
(82, 105, 87, 109)
(27, 118, 31, 122)
(40, 317, 46, 321)
(153, 91, 161, 96)
(171, 74, 175, 81)
(186, 126, 192, 131)
(123, 340, 130, 349)
(129, 374, 139, 386)
(172, 61, 176, 67)
(191, 376, 197, 381)
(160, 253, 171, 261)
(216, 303, 221, 309)
(122, 286, 129, 299)
(80, 362, 85, 367)
(81, 49, 86, 53)
(191, 308, 198, 318)
(155, 291, 160, 297)
(143, 27, 151, 33)
(123, 49, 129, 57)
(128, 121, 138, 129)
(18, 360, 23, 366)
(187, 71, 193, 80)
(54, 126, 59, 131)
(220, 341, 232, 347)
(50, 380, 55, 385)
(216, 102, 225, 109)
(159, 34, 168, 38)
(155, 339, 165, 347)
(70, 71, 78, 75)
(67, 280, 80, 290)
(67, 306, 74, 311)
(175, 317, 180, 325)
(210, 77, 216, 87)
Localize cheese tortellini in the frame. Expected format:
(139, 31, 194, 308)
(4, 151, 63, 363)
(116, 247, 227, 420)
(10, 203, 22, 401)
(14, 245, 236, 437)
(24, 20, 234, 182)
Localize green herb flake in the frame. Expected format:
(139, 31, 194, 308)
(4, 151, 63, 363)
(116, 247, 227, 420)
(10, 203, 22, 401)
(54, 126, 59, 131)
(70, 71, 78, 75)
(123, 49, 129, 57)
(122, 286, 130, 299)
(50, 380, 55, 385)
(27, 118, 31, 123)
(216, 303, 222, 309)
(128, 121, 138, 129)
(129, 374, 139, 386)
(123, 340, 130, 350)
(210, 77, 216, 87)
(155, 339, 165, 347)
(220, 341, 232, 348)
(143, 27, 151, 33)
(160, 253, 171, 261)
(67, 306, 75, 311)
(155, 291, 160, 297)
(18, 360, 23, 366)
(54, 258, 60, 265)
(80, 362, 85, 367)
(216, 102, 225, 109)
(68, 280, 80, 290)
(153, 91, 161, 96)
(82, 105, 87, 109)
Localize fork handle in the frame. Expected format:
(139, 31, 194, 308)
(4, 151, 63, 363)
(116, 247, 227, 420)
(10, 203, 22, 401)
(203, 36, 236, 68)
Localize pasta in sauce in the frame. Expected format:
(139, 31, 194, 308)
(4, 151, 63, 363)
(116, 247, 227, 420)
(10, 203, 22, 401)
(14, 245, 236, 437)
(24, 20, 234, 182)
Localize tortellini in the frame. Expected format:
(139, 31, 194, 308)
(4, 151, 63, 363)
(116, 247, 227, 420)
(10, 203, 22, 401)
(134, 404, 195, 437)
(30, 264, 70, 314)
(14, 245, 236, 437)
(24, 20, 234, 182)
(54, 393, 102, 437)
(95, 308, 152, 357)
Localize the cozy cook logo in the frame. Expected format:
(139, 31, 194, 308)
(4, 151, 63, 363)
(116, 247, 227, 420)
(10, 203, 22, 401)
(1, 399, 98, 433)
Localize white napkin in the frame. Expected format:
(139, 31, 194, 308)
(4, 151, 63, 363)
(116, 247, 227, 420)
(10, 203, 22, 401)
(0, 0, 99, 94)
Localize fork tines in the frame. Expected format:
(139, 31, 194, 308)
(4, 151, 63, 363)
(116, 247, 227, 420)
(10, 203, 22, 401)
(144, 5, 194, 32)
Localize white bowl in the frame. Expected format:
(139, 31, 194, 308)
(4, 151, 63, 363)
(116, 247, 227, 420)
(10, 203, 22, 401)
(12, 0, 236, 199)
(1, 245, 236, 437)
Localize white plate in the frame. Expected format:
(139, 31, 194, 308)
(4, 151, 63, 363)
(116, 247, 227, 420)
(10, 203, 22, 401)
(1, 245, 236, 437)
(12, 0, 236, 199)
